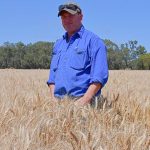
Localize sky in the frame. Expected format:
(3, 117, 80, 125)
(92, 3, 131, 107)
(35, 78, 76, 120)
(0, 0, 150, 51)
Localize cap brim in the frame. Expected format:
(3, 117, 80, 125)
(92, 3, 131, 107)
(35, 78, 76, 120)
(58, 8, 77, 17)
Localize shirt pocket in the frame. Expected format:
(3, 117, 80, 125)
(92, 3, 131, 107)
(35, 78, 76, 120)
(70, 48, 87, 70)
(51, 49, 61, 72)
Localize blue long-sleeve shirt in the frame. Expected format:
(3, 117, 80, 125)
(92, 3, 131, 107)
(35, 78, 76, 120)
(47, 26, 108, 98)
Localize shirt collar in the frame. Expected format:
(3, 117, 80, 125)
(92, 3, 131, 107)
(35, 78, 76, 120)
(63, 25, 85, 40)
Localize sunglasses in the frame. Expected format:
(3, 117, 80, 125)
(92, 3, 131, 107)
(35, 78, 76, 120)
(59, 4, 81, 13)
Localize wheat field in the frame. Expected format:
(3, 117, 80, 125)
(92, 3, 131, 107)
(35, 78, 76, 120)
(0, 69, 150, 150)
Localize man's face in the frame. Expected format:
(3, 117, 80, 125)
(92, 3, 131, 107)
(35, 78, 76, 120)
(60, 11, 83, 35)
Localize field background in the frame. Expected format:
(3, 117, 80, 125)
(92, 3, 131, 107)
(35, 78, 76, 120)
(0, 69, 150, 150)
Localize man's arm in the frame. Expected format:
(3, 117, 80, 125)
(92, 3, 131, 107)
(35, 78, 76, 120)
(75, 83, 102, 106)
(48, 84, 55, 98)
(48, 84, 58, 101)
(76, 39, 108, 106)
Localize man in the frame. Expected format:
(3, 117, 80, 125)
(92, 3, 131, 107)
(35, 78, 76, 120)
(47, 2, 108, 106)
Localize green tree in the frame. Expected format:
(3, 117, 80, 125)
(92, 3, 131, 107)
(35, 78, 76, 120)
(137, 53, 150, 69)
(120, 40, 147, 69)
(104, 39, 123, 69)
(0, 42, 16, 68)
(23, 41, 54, 69)
(13, 42, 26, 68)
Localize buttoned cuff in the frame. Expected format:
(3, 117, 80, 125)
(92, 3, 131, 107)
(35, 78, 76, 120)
(46, 81, 55, 86)
(89, 78, 105, 88)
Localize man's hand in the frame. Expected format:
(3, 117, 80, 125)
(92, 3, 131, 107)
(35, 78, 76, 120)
(75, 83, 102, 106)
(75, 96, 91, 106)
(51, 97, 58, 102)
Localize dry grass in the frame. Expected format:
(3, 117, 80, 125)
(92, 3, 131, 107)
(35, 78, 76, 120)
(0, 69, 150, 150)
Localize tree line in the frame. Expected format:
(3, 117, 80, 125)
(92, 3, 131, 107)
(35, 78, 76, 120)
(0, 40, 150, 70)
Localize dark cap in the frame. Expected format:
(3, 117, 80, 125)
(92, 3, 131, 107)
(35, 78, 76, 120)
(58, 2, 82, 17)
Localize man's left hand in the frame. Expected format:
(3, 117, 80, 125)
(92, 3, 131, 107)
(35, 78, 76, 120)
(75, 97, 91, 106)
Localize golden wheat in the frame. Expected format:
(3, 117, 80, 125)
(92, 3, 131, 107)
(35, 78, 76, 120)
(0, 69, 149, 150)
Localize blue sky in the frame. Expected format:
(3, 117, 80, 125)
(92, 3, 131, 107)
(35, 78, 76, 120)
(0, 0, 150, 51)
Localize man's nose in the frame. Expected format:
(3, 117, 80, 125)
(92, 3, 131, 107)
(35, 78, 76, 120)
(63, 18, 72, 23)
